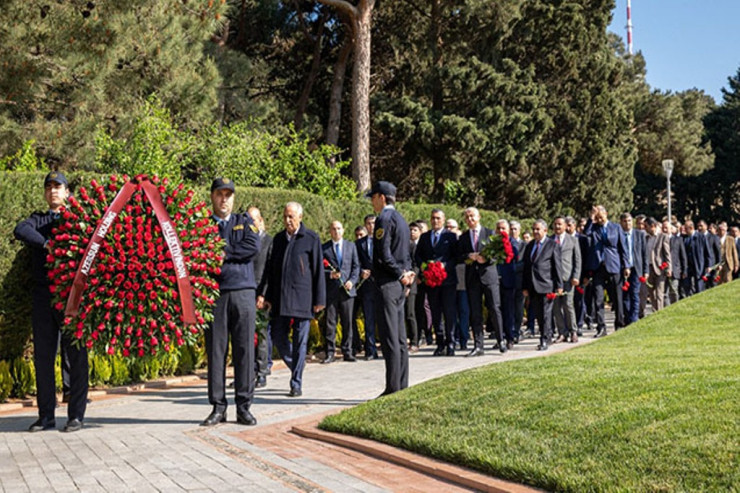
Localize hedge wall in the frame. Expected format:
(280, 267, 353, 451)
(1, 171, 524, 361)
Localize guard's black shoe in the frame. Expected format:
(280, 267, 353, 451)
(255, 376, 267, 388)
(29, 418, 56, 432)
(236, 410, 257, 426)
(288, 388, 302, 397)
(63, 418, 83, 433)
(200, 411, 226, 427)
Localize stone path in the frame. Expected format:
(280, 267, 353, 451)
(1, 324, 612, 492)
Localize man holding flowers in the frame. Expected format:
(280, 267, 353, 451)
(14, 172, 89, 433)
(201, 178, 261, 427)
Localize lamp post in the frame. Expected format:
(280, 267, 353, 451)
(662, 159, 674, 223)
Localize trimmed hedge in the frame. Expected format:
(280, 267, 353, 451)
(1, 171, 523, 363)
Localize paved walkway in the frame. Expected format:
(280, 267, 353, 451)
(0, 325, 609, 493)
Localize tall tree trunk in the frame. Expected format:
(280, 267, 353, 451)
(326, 26, 353, 159)
(350, 2, 373, 192)
(318, 0, 374, 193)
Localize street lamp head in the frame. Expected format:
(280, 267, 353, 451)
(662, 159, 674, 178)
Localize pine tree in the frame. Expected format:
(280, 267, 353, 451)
(0, 0, 227, 168)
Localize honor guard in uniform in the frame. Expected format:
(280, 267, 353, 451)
(368, 181, 415, 396)
(14, 172, 89, 432)
(201, 178, 261, 427)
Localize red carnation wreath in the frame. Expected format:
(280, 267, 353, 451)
(421, 261, 447, 288)
(47, 174, 224, 359)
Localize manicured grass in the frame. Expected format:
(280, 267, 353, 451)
(320, 281, 740, 492)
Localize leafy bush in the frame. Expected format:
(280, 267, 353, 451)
(0, 360, 12, 402)
(89, 354, 113, 387)
(0, 140, 45, 171)
(109, 355, 131, 387)
(158, 351, 179, 377)
(176, 345, 197, 375)
(11, 357, 35, 398)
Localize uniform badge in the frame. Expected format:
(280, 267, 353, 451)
(223, 178, 231, 184)
(233, 224, 244, 231)
(249, 224, 258, 233)
(375, 228, 384, 240)
(50, 172, 58, 179)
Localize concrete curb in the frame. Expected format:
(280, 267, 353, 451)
(291, 421, 544, 493)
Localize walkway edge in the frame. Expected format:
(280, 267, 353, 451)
(291, 422, 543, 493)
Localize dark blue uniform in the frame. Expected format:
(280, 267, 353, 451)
(206, 212, 261, 417)
(372, 205, 411, 395)
(14, 211, 89, 427)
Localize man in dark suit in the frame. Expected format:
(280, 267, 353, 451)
(248, 207, 273, 388)
(510, 221, 526, 339)
(619, 212, 647, 325)
(406, 222, 422, 351)
(566, 217, 588, 336)
(458, 207, 505, 356)
(682, 220, 711, 296)
(355, 214, 379, 359)
(645, 217, 672, 312)
(522, 219, 563, 351)
(664, 221, 687, 305)
(14, 172, 89, 433)
(584, 205, 630, 337)
(257, 202, 325, 397)
(322, 221, 360, 363)
(699, 220, 720, 288)
(415, 209, 458, 356)
(552, 216, 581, 342)
(369, 181, 415, 396)
(202, 178, 261, 427)
(495, 219, 519, 349)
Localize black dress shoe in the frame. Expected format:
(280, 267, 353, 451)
(466, 347, 484, 357)
(63, 418, 83, 433)
(433, 347, 445, 356)
(343, 354, 357, 362)
(236, 410, 257, 426)
(537, 342, 549, 351)
(288, 388, 302, 397)
(255, 375, 267, 388)
(499, 343, 508, 353)
(200, 411, 226, 427)
(29, 418, 56, 432)
(446, 347, 455, 356)
(322, 354, 336, 364)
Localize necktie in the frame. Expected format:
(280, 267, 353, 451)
(602, 226, 608, 244)
(531, 241, 540, 260)
(473, 229, 478, 252)
(433, 231, 439, 247)
(555, 235, 560, 245)
(627, 231, 633, 266)
(368, 238, 372, 259)
(335, 243, 342, 267)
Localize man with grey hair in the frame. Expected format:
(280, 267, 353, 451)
(552, 216, 581, 343)
(509, 220, 526, 338)
(257, 202, 325, 397)
(522, 219, 562, 351)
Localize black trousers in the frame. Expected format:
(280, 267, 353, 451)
(405, 289, 418, 346)
(375, 281, 408, 394)
(529, 291, 554, 344)
(206, 289, 256, 414)
(593, 265, 623, 331)
(33, 290, 88, 421)
(325, 292, 355, 356)
(427, 284, 457, 349)
(468, 279, 504, 349)
(415, 286, 433, 344)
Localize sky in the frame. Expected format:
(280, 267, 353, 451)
(608, 0, 740, 103)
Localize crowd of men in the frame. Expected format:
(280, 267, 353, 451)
(15, 174, 739, 432)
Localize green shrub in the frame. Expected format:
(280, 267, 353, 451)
(128, 358, 149, 383)
(10, 357, 35, 398)
(0, 140, 45, 171)
(55, 354, 63, 392)
(0, 360, 12, 402)
(146, 358, 161, 380)
(89, 354, 113, 387)
(109, 355, 131, 387)
(158, 351, 179, 377)
(176, 345, 197, 375)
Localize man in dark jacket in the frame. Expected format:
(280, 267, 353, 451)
(369, 181, 415, 396)
(522, 219, 563, 351)
(321, 221, 360, 363)
(14, 172, 89, 433)
(202, 178, 261, 427)
(664, 221, 686, 305)
(257, 202, 325, 397)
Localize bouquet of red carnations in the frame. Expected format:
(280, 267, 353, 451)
(47, 174, 224, 359)
(421, 261, 447, 288)
(479, 231, 515, 264)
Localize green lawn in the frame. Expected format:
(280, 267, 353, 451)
(320, 281, 740, 492)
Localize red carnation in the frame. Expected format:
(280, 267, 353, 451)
(622, 281, 630, 292)
(638, 276, 647, 283)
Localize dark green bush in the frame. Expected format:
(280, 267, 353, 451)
(10, 356, 35, 398)
(89, 354, 113, 387)
(0, 360, 12, 402)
